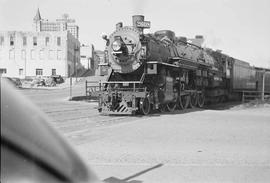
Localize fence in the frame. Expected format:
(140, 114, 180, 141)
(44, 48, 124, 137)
(85, 81, 101, 99)
(242, 90, 270, 103)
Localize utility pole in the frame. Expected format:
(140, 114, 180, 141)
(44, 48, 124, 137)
(24, 50, 26, 79)
(261, 70, 265, 101)
(69, 77, 72, 100)
(70, 45, 78, 101)
(74, 46, 79, 82)
(75, 54, 77, 82)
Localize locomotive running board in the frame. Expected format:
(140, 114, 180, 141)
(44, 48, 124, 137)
(147, 61, 198, 70)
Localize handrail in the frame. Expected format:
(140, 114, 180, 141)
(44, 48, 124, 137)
(140, 73, 146, 83)
(242, 90, 270, 93)
(106, 88, 146, 91)
(85, 71, 147, 96)
(101, 81, 142, 84)
(85, 80, 147, 95)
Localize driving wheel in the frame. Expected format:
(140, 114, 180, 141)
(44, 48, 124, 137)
(178, 94, 189, 109)
(189, 93, 198, 108)
(140, 97, 151, 115)
(167, 102, 176, 112)
(159, 104, 167, 113)
(197, 92, 205, 108)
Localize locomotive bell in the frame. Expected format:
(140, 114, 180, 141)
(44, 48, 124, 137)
(102, 33, 109, 46)
(116, 22, 123, 30)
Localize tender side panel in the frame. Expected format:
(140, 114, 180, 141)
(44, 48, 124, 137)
(232, 59, 256, 90)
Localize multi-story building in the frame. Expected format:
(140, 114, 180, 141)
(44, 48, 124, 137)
(67, 24, 79, 40)
(80, 44, 94, 70)
(33, 9, 79, 39)
(0, 31, 80, 78)
(0, 9, 81, 78)
(94, 50, 109, 76)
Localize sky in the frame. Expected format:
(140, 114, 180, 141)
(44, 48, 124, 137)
(0, 0, 270, 68)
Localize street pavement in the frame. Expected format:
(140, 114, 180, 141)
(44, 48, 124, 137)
(18, 82, 270, 183)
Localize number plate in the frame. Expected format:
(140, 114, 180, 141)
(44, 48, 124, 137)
(136, 21, 151, 28)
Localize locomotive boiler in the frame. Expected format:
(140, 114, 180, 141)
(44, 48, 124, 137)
(95, 15, 259, 115)
(104, 15, 215, 74)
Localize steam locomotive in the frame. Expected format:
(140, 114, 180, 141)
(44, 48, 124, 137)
(96, 15, 269, 115)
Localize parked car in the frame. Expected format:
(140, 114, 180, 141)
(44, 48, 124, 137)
(31, 75, 64, 87)
(45, 77, 56, 87)
(31, 77, 45, 87)
(51, 75, 64, 84)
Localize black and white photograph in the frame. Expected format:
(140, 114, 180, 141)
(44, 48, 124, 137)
(1, 0, 270, 182)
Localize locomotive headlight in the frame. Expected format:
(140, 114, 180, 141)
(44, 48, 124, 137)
(112, 40, 122, 51)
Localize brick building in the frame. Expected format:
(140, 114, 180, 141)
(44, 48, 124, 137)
(0, 31, 80, 78)
(0, 9, 81, 78)
(33, 9, 79, 39)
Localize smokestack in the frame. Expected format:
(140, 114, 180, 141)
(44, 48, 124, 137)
(116, 22, 123, 30)
(189, 35, 204, 47)
(195, 35, 204, 39)
(132, 15, 144, 34)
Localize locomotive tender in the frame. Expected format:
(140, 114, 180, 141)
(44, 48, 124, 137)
(96, 15, 265, 115)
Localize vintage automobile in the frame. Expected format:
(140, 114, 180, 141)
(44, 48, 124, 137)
(30, 75, 64, 87)
(51, 75, 65, 84)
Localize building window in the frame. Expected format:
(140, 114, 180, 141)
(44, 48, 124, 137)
(45, 37, 49, 46)
(0, 68, 7, 74)
(57, 37, 61, 46)
(39, 50, 44, 59)
(0, 37, 4, 46)
(49, 50, 54, 59)
(21, 50, 26, 59)
(36, 69, 43, 76)
(19, 68, 24, 76)
(57, 50, 62, 60)
(31, 50, 36, 59)
(10, 36, 14, 46)
(52, 69, 56, 75)
(23, 37, 27, 46)
(33, 37, 37, 46)
(9, 50, 15, 60)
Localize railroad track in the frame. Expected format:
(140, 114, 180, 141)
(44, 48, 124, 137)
(40, 102, 143, 145)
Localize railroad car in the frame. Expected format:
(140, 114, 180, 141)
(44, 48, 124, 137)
(92, 15, 267, 115)
(255, 67, 270, 92)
